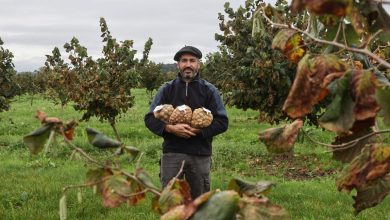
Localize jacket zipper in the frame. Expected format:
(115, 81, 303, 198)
(185, 82, 188, 97)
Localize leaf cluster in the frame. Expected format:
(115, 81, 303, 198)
(0, 38, 20, 112)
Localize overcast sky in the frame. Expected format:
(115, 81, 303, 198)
(1, 0, 388, 72)
(0, 0, 257, 72)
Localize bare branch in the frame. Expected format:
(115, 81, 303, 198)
(259, 9, 390, 68)
(365, 29, 384, 49)
(174, 160, 186, 179)
(114, 189, 149, 198)
(375, 0, 390, 4)
(302, 130, 390, 152)
(333, 20, 343, 43)
(62, 176, 109, 194)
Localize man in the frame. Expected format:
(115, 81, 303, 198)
(144, 45, 228, 199)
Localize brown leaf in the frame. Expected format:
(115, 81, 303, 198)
(353, 175, 390, 214)
(336, 144, 390, 193)
(292, 0, 353, 16)
(237, 197, 290, 220)
(259, 119, 303, 154)
(156, 178, 192, 214)
(272, 29, 305, 63)
(332, 126, 376, 163)
(283, 54, 348, 118)
(350, 69, 380, 121)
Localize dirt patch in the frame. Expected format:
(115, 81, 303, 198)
(247, 153, 339, 181)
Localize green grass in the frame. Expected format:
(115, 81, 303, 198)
(1, 89, 389, 219)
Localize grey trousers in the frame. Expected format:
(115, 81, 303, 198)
(160, 153, 211, 199)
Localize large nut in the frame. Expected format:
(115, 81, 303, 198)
(191, 107, 213, 128)
(153, 104, 174, 123)
(169, 105, 192, 124)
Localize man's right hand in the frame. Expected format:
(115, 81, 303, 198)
(165, 124, 199, 138)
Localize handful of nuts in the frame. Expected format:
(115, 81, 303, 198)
(169, 105, 192, 124)
(153, 104, 174, 123)
(191, 107, 213, 128)
(153, 104, 213, 128)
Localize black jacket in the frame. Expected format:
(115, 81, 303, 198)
(144, 73, 228, 156)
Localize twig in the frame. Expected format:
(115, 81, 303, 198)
(119, 170, 161, 196)
(375, 0, 390, 4)
(333, 20, 343, 43)
(302, 130, 390, 151)
(44, 130, 56, 155)
(114, 189, 149, 198)
(62, 177, 109, 194)
(365, 29, 384, 49)
(174, 160, 186, 179)
(63, 138, 103, 166)
(259, 9, 390, 68)
(136, 152, 144, 170)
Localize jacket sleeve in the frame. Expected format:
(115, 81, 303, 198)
(144, 84, 168, 136)
(200, 87, 228, 139)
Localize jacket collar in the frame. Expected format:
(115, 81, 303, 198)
(177, 72, 200, 83)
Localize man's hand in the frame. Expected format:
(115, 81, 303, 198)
(165, 123, 200, 138)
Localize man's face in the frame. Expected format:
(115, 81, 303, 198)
(177, 53, 200, 82)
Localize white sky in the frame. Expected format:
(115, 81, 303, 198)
(1, 0, 388, 72)
(0, 0, 254, 72)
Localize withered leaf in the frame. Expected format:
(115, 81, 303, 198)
(155, 178, 191, 214)
(238, 196, 290, 220)
(259, 119, 303, 154)
(283, 54, 348, 118)
(337, 144, 390, 193)
(350, 69, 380, 121)
(272, 29, 305, 63)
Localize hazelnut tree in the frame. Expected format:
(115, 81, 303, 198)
(256, 0, 390, 214)
(45, 18, 146, 141)
(0, 37, 20, 113)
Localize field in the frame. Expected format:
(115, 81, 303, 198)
(1, 89, 390, 220)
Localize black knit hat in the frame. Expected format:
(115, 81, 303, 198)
(174, 46, 202, 61)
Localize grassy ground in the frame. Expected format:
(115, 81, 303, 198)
(1, 89, 389, 219)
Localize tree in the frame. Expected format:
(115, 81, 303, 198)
(203, 0, 302, 124)
(14, 70, 47, 105)
(45, 18, 146, 141)
(256, 0, 390, 214)
(0, 37, 20, 113)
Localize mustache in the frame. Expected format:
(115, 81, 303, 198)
(183, 67, 194, 72)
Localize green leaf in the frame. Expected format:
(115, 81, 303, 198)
(85, 128, 122, 148)
(190, 191, 240, 220)
(238, 197, 290, 220)
(319, 72, 355, 133)
(136, 168, 159, 190)
(23, 123, 53, 155)
(376, 85, 390, 126)
(228, 178, 275, 197)
(123, 146, 141, 162)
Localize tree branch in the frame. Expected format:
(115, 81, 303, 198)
(259, 9, 390, 68)
(302, 130, 390, 151)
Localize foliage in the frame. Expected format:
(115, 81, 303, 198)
(22, 111, 289, 220)
(138, 38, 164, 104)
(44, 18, 150, 140)
(203, 0, 301, 124)
(257, 0, 390, 214)
(13, 70, 47, 96)
(0, 37, 20, 113)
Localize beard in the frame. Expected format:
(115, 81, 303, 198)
(180, 67, 198, 82)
